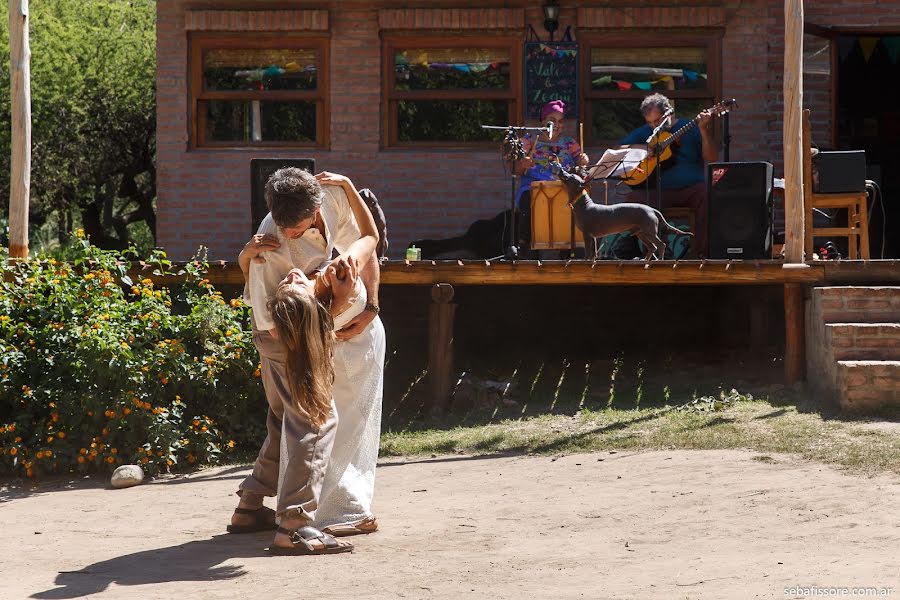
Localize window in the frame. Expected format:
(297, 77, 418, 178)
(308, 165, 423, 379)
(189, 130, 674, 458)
(383, 36, 521, 147)
(581, 34, 721, 145)
(190, 34, 329, 148)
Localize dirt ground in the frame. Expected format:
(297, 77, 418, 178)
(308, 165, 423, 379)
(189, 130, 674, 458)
(2, 450, 899, 600)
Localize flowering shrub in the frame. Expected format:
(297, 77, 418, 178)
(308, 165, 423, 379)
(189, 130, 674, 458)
(0, 233, 266, 478)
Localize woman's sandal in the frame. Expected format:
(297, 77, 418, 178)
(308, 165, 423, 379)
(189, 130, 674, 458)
(226, 506, 278, 534)
(322, 516, 378, 537)
(268, 526, 354, 556)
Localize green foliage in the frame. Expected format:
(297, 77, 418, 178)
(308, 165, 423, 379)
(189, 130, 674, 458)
(0, 0, 157, 252)
(0, 235, 266, 479)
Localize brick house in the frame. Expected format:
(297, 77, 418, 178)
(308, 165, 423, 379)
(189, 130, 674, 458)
(156, 1, 900, 261)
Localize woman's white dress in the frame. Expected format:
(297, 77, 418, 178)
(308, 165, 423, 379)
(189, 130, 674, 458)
(312, 278, 385, 529)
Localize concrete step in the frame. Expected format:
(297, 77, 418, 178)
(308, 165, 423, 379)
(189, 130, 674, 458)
(814, 286, 900, 323)
(827, 323, 900, 361)
(837, 360, 900, 412)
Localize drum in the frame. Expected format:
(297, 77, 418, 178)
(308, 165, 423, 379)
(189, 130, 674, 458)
(529, 180, 584, 250)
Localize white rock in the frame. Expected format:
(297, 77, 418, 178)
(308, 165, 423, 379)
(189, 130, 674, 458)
(110, 465, 145, 489)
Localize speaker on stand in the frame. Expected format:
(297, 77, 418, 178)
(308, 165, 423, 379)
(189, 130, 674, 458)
(707, 161, 774, 259)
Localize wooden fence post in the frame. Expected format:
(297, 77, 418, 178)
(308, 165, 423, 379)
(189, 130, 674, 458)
(8, 0, 32, 259)
(428, 283, 456, 416)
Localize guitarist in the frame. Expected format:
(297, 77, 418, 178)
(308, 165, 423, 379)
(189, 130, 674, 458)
(620, 93, 716, 258)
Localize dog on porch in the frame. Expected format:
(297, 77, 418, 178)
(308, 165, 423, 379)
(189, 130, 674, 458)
(552, 161, 693, 261)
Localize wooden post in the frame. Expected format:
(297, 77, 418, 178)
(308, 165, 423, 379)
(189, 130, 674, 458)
(783, 0, 804, 263)
(8, 0, 32, 259)
(784, 283, 806, 384)
(428, 283, 456, 416)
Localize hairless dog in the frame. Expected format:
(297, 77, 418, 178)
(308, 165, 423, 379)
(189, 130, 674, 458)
(552, 162, 693, 261)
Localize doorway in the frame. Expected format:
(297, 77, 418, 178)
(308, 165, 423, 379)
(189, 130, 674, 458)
(835, 33, 900, 258)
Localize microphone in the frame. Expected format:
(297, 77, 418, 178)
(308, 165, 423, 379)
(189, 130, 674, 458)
(645, 107, 675, 144)
(545, 120, 554, 139)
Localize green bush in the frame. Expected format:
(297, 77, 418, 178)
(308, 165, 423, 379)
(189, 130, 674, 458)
(0, 233, 266, 478)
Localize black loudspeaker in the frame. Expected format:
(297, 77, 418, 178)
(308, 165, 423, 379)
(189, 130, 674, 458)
(250, 158, 316, 234)
(707, 161, 773, 259)
(813, 150, 866, 193)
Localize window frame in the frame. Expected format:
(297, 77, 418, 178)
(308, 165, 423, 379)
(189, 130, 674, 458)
(381, 34, 523, 149)
(189, 33, 330, 149)
(580, 31, 723, 147)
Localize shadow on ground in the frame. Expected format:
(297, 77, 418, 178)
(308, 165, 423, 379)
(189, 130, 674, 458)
(31, 534, 269, 599)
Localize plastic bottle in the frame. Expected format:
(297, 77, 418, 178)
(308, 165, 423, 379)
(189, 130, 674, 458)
(406, 245, 419, 262)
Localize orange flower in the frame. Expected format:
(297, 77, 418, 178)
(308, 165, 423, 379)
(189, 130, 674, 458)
(105, 456, 115, 464)
(9, 448, 17, 456)
(57, 431, 65, 439)
(111, 448, 118, 455)
(25, 469, 34, 478)
(77, 456, 85, 464)
(123, 408, 132, 416)
(79, 448, 87, 455)
(45, 450, 52, 458)
(36, 451, 44, 459)
(141, 457, 149, 464)
(46, 436, 54, 443)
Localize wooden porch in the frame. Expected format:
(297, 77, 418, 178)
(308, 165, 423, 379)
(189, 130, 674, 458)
(155, 257, 900, 412)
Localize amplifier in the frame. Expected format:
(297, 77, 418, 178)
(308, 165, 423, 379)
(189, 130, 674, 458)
(813, 150, 866, 193)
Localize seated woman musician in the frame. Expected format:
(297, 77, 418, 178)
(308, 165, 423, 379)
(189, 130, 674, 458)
(511, 99, 590, 251)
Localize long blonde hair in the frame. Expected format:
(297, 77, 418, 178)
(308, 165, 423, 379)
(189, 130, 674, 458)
(267, 284, 335, 429)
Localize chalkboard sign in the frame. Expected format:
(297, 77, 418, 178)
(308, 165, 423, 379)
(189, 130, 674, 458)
(250, 158, 316, 235)
(524, 42, 578, 121)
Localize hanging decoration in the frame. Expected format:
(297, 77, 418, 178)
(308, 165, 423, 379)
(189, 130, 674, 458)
(882, 37, 900, 64)
(859, 37, 879, 62)
(591, 73, 699, 90)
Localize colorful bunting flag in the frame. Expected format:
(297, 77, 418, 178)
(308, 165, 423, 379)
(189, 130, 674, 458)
(859, 37, 878, 62)
(837, 37, 856, 62)
(882, 37, 900, 64)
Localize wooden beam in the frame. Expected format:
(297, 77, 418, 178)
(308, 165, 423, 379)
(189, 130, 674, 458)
(783, 0, 805, 263)
(7, 0, 32, 259)
(783, 283, 806, 384)
(136, 260, 828, 287)
(428, 283, 456, 416)
(379, 260, 825, 286)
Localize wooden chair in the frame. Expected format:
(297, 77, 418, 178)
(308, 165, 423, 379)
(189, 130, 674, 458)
(803, 109, 869, 259)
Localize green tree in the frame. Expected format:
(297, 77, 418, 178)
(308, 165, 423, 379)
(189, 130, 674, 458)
(1, 0, 156, 252)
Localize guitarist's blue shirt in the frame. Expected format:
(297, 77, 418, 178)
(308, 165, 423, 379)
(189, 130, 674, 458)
(620, 119, 705, 190)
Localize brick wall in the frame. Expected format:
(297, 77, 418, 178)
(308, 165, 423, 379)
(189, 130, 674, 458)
(156, 0, 899, 260)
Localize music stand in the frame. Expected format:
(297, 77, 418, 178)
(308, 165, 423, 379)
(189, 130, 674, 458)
(582, 146, 648, 259)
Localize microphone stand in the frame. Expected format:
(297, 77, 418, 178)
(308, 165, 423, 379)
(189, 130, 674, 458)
(482, 124, 553, 260)
(645, 111, 673, 212)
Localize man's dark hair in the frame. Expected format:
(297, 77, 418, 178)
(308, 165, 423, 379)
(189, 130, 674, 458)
(639, 93, 673, 117)
(265, 168, 324, 228)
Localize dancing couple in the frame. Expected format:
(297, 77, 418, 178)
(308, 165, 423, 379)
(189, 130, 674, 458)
(229, 167, 385, 555)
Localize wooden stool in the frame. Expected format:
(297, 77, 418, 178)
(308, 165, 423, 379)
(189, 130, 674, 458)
(803, 110, 869, 259)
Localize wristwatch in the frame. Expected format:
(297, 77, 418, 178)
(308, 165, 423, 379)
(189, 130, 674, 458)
(364, 302, 380, 315)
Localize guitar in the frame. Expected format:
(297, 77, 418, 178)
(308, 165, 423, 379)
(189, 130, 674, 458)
(622, 99, 737, 186)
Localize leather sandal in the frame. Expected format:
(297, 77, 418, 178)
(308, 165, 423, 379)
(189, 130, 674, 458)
(226, 505, 277, 534)
(268, 526, 354, 555)
(322, 516, 379, 537)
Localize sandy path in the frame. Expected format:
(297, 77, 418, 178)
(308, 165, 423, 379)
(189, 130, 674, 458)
(2, 450, 898, 600)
